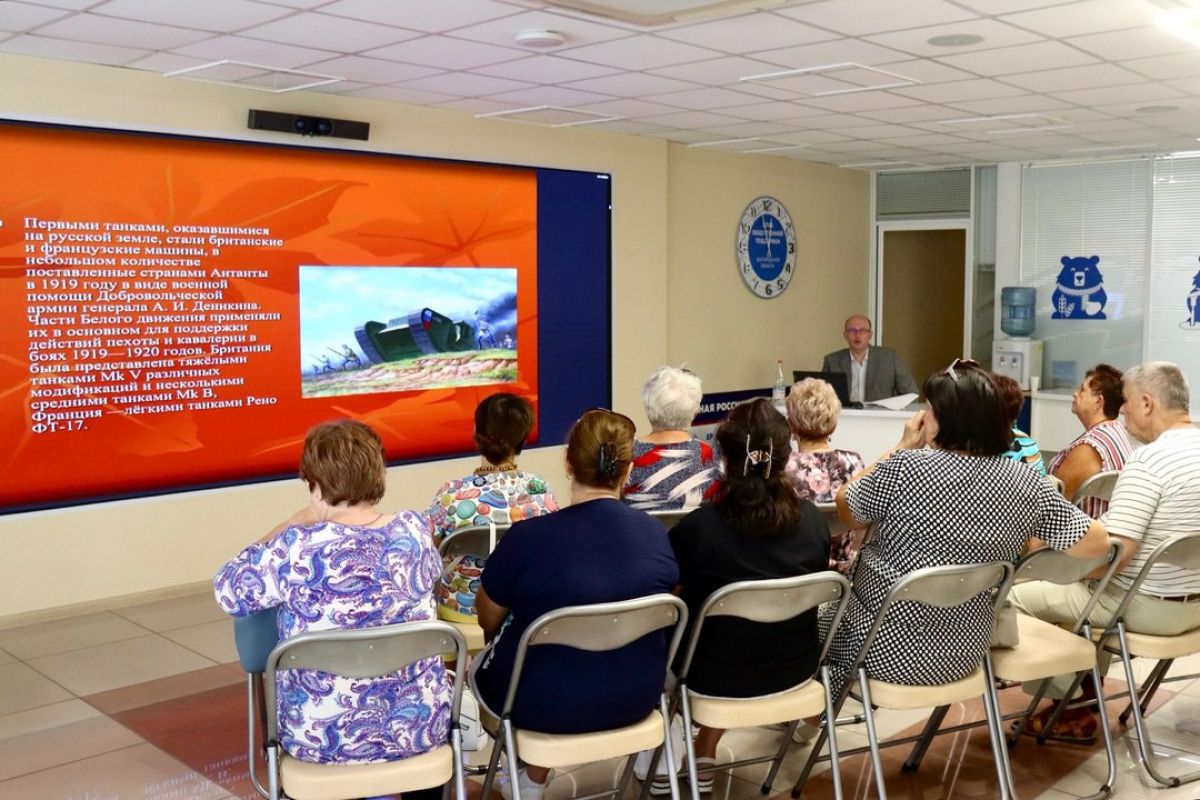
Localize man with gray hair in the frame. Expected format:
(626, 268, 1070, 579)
(1009, 361, 1200, 739)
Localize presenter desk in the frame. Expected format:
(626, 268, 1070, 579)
(830, 405, 923, 465)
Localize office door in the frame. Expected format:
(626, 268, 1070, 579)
(877, 225, 969, 390)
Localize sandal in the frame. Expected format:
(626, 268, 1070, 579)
(692, 757, 716, 793)
(1014, 703, 1097, 745)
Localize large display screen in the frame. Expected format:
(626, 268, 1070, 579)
(0, 122, 611, 513)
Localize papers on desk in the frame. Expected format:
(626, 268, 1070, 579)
(865, 393, 919, 411)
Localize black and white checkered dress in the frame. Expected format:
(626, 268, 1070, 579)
(824, 448, 1091, 694)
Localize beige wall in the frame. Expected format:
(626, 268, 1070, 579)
(0, 55, 868, 620)
(666, 146, 870, 390)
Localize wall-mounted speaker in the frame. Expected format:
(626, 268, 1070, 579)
(248, 109, 370, 141)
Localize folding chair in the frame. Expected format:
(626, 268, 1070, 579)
(1047, 474, 1066, 495)
(472, 594, 689, 800)
(1096, 531, 1200, 788)
(648, 509, 689, 531)
(438, 521, 510, 652)
(1071, 470, 1119, 515)
(900, 543, 1123, 800)
(672, 573, 852, 800)
(790, 561, 1015, 800)
(263, 621, 469, 800)
(233, 607, 281, 799)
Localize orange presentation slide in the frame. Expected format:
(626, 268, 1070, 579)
(0, 123, 539, 512)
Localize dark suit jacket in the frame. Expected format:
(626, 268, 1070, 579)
(821, 346, 919, 403)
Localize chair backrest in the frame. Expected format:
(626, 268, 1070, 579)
(1013, 541, 1123, 632)
(648, 509, 689, 531)
(501, 594, 688, 717)
(1072, 470, 1120, 507)
(814, 501, 851, 540)
(264, 621, 468, 743)
(438, 521, 510, 560)
(1109, 532, 1200, 625)
(233, 606, 281, 673)
(1047, 474, 1066, 495)
(679, 573, 852, 682)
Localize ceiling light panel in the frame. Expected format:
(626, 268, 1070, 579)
(476, 104, 622, 126)
(742, 62, 920, 96)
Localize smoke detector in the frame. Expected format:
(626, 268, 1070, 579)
(515, 29, 566, 48)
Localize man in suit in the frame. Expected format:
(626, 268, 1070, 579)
(821, 314, 919, 403)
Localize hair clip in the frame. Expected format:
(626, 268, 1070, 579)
(742, 434, 774, 478)
(598, 442, 618, 478)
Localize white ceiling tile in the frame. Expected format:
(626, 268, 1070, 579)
(573, 98, 690, 117)
(1076, 128, 1161, 144)
(0, 2, 69, 31)
(255, 0, 334, 8)
(641, 86, 764, 111)
(1000, 0, 1156, 37)
(649, 55, 785, 85)
(817, 140, 896, 153)
(1069, 117, 1154, 132)
(344, 84, 460, 104)
(0, 32, 146, 63)
(125, 52, 217, 73)
(893, 78, 1026, 103)
(472, 55, 619, 83)
(637, 109, 747, 129)
(834, 122, 924, 139)
(486, 85, 615, 107)
(1121, 52, 1200, 81)
(754, 38, 911, 70)
(402, 71, 533, 96)
(241, 12, 419, 52)
(934, 40, 1098, 77)
(865, 19, 1044, 58)
(776, 0, 978, 37)
(1001, 63, 1144, 93)
(766, 129, 855, 144)
(859, 103, 965, 122)
(560, 34, 718, 71)
(364, 35, 526, 70)
(1050, 82, 1187, 108)
(305, 79, 372, 93)
(714, 99, 831, 121)
(562, 72, 699, 96)
(660, 10, 835, 52)
(875, 131, 973, 146)
(697, 120, 797, 138)
(588, 119, 674, 136)
(448, 8, 630, 51)
(953, 0, 1076, 12)
(433, 97, 526, 115)
(301, 55, 442, 83)
(781, 112, 872, 128)
(19, 0, 104, 8)
(1165, 77, 1200, 96)
(31, 12, 212, 48)
(175, 35, 337, 68)
(800, 91, 925, 113)
(1065, 26, 1194, 62)
(873, 58, 975, 84)
(94, 0, 291, 31)
(319, 0, 519, 32)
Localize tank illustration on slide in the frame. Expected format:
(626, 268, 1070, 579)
(355, 307, 475, 364)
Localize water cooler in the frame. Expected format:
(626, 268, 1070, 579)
(992, 287, 1043, 391)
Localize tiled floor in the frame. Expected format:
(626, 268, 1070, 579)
(2, 589, 1200, 799)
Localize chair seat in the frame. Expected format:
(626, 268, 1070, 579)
(511, 711, 666, 769)
(992, 615, 1097, 681)
(1106, 625, 1200, 660)
(854, 667, 985, 711)
(280, 744, 453, 800)
(688, 679, 825, 729)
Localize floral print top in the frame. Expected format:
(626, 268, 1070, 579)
(426, 470, 558, 620)
(785, 448, 866, 575)
(213, 511, 449, 765)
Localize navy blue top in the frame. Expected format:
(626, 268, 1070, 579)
(474, 498, 679, 733)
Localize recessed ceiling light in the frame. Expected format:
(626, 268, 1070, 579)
(1136, 104, 1179, 113)
(514, 29, 566, 48)
(927, 33, 984, 47)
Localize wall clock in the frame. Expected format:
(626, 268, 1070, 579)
(736, 195, 795, 299)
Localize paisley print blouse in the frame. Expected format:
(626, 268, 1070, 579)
(213, 511, 450, 764)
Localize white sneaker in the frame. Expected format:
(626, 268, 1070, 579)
(497, 765, 554, 800)
(792, 721, 821, 744)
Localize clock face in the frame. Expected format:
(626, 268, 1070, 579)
(736, 196, 795, 299)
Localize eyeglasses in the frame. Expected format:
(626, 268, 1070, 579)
(844, 327, 872, 335)
(943, 357, 981, 382)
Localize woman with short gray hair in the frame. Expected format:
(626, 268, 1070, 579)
(624, 366, 718, 511)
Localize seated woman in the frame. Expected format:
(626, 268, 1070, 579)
(993, 372, 1047, 476)
(214, 419, 450, 768)
(826, 359, 1109, 697)
(671, 398, 830, 790)
(426, 393, 558, 623)
(474, 409, 679, 800)
(784, 377, 865, 574)
(1048, 364, 1134, 516)
(624, 366, 719, 511)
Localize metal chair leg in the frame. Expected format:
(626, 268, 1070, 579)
(480, 720, 506, 800)
(659, 695, 684, 800)
(678, 691, 701, 800)
(1118, 658, 1171, 725)
(856, 670, 889, 800)
(901, 705, 949, 773)
(502, 718, 524, 800)
(820, 666, 843, 800)
(1083, 664, 1116, 800)
(980, 657, 1015, 800)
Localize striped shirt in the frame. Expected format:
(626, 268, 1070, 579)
(1103, 427, 1200, 595)
(1047, 419, 1135, 517)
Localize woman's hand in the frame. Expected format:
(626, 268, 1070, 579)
(897, 410, 930, 450)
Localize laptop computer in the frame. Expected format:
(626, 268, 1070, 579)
(792, 370, 853, 407)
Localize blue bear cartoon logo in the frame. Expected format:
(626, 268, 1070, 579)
(1187, 264, 1200, 328)
(1051, 255, 1107, 320)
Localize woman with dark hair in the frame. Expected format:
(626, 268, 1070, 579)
(824, 359, 1109, 695)
(214, 419, 450, 767)
(1048, 364, 1135, 516)
(668, 398, 830, 791)
(426, 393, 558, 623)
(473, 409, 679, 800)
(992, 372, 1047, 475)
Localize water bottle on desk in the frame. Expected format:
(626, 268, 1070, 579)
(772, 359, 787, 415)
